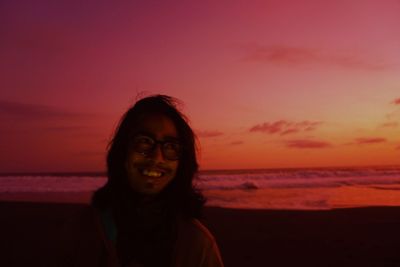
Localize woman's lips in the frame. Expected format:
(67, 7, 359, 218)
(141, 169, 165, 178)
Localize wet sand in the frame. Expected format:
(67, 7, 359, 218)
(1, 193, 400, 266)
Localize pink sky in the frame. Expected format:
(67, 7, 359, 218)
(1, 0, 400, 172)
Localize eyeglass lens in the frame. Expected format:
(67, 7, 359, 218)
(131, 135, 181, 160)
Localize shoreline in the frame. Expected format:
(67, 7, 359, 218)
(2, 189, 400, 211)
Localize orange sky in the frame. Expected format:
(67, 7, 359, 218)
(1, 0, 400, 172)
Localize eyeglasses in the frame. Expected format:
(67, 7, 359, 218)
(129, 134, 182, 161)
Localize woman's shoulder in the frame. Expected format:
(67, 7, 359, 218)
(178, 217, 217, 244)
(174, 216, 224, 267)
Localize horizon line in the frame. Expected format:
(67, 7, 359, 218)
(1, 164, 400, 176)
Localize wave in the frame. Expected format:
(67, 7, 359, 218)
(1, 166, 400, 193)
(198, 167, 400, 180)
(195, 167, 400, 191)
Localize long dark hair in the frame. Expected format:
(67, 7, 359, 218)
(92, 95, 205, 218)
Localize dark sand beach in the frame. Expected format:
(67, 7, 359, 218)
(1, 193, 400, 266)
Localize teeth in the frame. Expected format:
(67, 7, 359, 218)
(142, 169, 163, 177)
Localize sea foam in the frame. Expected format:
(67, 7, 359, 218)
(1, 167, 400, 209)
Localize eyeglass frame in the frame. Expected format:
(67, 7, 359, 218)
(128, 134, 182, 161)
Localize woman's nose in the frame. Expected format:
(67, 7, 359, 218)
(149, 144, 165, 162)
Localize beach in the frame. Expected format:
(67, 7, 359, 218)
(1, 192, 400, 266)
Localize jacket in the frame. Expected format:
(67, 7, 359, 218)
(55, 206, 224, 267)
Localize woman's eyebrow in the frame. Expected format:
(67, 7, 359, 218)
(132, 131, 154, 137)
(162, 135, 180, 142)
(133, 131, 179, 141)
(155, 134, 180, 143)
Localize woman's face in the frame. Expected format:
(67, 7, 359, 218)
(125, 114, 180, 195)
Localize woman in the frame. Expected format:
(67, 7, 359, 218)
(57, 95, 223, 267)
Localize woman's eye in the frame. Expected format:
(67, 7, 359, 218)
(132, 136, 154, 148)
(164, 142, 180, 151)
(139, 137, 153, 144)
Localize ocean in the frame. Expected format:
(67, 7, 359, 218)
(1, 166, 400, 210)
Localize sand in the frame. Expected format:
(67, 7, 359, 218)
(1, 192, 400, 266)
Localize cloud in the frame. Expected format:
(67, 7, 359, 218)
(392, 98, 400, 105)
(285, 139, 332, 149)
(354, 137, 387, 144)
(280, 128, 300, 135)
(385, 98, 400, 120)
(0, 100, 92, 120)
(242, 44, 388, 71)
(196, 130, 223, 138)
(230, 140, 244, 145)
(250, 120, 286, 134)
(250, 120, 322, 135)
(379, 122, 398, 128)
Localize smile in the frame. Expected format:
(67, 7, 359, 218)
(141, 169, 164, 178)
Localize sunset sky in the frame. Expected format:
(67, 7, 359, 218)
(1, 0, 400, 172)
